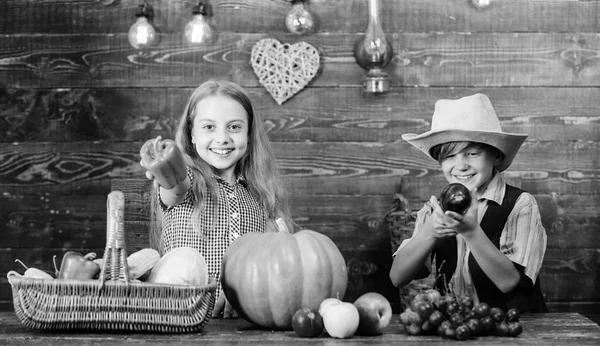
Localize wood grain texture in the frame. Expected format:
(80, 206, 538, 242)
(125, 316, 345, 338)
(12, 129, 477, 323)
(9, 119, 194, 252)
(1, 0, 599, 315)
(1, 33, 600, 88)
(2, 87, 600, 143)
(2, 0, 600, 34)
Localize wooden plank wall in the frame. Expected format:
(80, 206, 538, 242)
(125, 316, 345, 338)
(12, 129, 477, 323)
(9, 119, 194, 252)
(1, 0, 599, 316)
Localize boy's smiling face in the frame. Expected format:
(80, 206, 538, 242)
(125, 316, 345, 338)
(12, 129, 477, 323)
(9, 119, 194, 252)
(440, 143, 502, 193)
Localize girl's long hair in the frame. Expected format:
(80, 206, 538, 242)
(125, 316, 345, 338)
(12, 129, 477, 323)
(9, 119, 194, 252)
(149, 80, 295, 252)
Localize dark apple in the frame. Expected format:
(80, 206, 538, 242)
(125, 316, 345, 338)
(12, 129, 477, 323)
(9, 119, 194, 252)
(292, 308, 324, 338)
(353, 292, 393, 336)
(440, 183, 471, 214)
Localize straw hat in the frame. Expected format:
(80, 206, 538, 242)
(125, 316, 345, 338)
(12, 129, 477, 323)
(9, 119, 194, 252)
(401, 93, 528, 172)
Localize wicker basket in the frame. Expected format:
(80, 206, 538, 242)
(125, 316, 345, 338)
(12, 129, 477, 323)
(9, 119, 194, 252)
(384, 193, 435, 306)
(7, 191, 217, 333)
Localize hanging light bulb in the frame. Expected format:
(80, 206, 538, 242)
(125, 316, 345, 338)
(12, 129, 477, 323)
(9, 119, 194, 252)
(285, 0, 315, 35)
(128, 2, 158, 49)
(470, 0, 493, 10)
(353, 0, 393, 93)
(184, 1, 214, 45)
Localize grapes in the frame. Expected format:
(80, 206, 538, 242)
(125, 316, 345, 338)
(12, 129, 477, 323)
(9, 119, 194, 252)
(399, 289, 524, 341)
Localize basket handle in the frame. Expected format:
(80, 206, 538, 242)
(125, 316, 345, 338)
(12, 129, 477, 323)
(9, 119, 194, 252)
(6, 271, 22, 285)
(98, 191, 131, 285)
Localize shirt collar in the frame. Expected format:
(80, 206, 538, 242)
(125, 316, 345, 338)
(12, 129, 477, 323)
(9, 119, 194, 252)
(478, 171, 505, 206)
(214, 173, 248, 186)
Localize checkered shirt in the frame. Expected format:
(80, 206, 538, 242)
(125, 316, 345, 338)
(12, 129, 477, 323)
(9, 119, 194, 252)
(158, 169, 267, 294)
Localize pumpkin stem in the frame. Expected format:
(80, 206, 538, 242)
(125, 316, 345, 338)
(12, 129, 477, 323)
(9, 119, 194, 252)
(275, 218, 289, 233)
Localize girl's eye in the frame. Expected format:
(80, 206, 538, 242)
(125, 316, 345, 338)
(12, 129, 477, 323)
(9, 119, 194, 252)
(467, 150, 481, 157)
(202, 124, 214, 130)
(229, 123, 243, 131)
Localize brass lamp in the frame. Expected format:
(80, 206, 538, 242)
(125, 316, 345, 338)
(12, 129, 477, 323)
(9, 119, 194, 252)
(353, 0, 393, 93)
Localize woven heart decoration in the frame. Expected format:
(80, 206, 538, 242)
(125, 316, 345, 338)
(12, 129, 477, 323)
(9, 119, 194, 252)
(251, 38, 320, 105)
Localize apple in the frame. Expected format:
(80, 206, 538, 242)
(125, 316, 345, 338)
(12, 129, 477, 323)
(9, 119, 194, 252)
(318, 297, 341, 316)
(353, 292, 392, 336)
(292, 308, 324, 338)
(319, 299, 360, 339)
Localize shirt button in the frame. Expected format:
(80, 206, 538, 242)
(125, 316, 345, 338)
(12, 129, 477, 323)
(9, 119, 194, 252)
(231, 212, 239, 219)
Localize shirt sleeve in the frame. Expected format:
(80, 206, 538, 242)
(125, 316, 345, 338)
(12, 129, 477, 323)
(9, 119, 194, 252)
(499, 192, 547, 285)
(159, 166, 194, 211)
(391, 202, 436, 280)
(392, 202, 432, 256)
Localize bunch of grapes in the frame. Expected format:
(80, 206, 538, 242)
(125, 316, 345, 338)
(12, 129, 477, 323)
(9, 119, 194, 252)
(399, 289, 523, 340)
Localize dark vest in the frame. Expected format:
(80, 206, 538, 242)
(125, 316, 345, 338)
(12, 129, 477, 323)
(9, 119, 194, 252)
(433, 185, 548, 313)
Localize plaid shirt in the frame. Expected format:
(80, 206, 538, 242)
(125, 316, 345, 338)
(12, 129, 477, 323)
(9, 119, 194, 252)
(159, 169, 267, 294)
(395, 173, 547, 303)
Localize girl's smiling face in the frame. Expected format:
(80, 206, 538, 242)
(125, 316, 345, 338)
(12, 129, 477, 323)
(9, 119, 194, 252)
(191, 95, 249, 183)
(440, 143, 502, 193)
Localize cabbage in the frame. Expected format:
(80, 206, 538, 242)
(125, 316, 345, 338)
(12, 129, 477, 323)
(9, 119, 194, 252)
(147, 247, 208, 286)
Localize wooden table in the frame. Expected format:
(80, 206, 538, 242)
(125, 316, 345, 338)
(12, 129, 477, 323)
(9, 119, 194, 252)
(1, 312, 599, 345)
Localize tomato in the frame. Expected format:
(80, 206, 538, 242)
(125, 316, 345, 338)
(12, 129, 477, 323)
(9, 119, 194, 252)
(508, 322, 523, 337)
(449, 313, 464, 328)
(437, 320, 452, 337)
(428, 310, 445, 327)
(425, 289, 442, 305)
(465, 318, 482, 336)
(444, 326, 457, 339)
(440, 183, 471, 214)
(459, 295, 474, 310)
(446, 301, 460, 315)
(480, 316, 496, 335)
(463, 309, 476, 321)
(494, 321, 510, 336)
(421, 321, 436, 334)
(455, 324, 471, 340)
(407, 309, 423, 326)
(292, 308, 324, 338)
(415, 301, 434, 319)
(473, 302, 491, 318)
(407, 324, 422, 336)
(399, 311, 410, 325)
(506, 308, 520, 322)
(490, 307, 506, 323)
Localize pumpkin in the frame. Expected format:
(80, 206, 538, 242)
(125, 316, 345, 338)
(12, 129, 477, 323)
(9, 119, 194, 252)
(221, 220, 348, 330)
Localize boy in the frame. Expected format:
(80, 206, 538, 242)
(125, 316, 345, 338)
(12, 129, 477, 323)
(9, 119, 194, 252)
(390, 94, 547, 312)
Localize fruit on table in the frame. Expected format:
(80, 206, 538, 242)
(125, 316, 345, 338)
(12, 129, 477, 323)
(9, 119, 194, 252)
(440, 183, 471, 214)
(57, 252, 101, 280)
(319, 297, 341, 316)
(399, 289, 524, 339)
(353, 292, 393, 336)
(14, 259, 54, 279)
(127, 248, 161, 280)
(147, 247, 208, 286)
(292, 308, 324, 338)
(140, 136, 187, 189)
(221, 219, 348, 330)
(319, 298, 360, 339)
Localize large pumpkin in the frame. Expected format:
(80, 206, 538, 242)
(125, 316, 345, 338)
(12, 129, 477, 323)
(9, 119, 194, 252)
(221, 225, 348, 330)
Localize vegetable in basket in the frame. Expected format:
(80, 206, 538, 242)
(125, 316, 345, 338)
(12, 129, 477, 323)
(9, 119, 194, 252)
(14, 259, 54, 279)
(56, 251, 101, 280)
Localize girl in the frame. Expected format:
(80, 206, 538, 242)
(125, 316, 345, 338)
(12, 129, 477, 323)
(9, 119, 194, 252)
(141, 80, 295, 318)
(389, 93, 547, 312)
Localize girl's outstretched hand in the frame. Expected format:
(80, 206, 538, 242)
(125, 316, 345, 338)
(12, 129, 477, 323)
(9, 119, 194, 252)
(212, 289, 238, 319)
(140, 160, 161, 189)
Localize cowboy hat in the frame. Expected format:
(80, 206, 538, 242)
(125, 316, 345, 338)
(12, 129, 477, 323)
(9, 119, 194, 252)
(401, 93, 528, 172)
